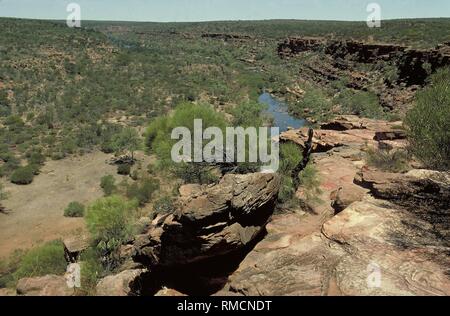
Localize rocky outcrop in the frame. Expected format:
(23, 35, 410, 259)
(278, 38, 450, 112)
(96, 269, 147, 296)
(16, 275, 74, 296)
(133, 172, 281, 267)
(322, 197, 450, 296)
(355, 169, 450, 238)
(279, 38, 450, 86)
(218, 117, 449, 296)
(281, 115, 405, 152)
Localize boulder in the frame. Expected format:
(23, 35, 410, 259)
(133, 172, 281, 267)
(63, 233, 90, 263)
(96, 269, 147, 296)
(155, 287, 187, 296)
(16, 275, 74, 296)
(330, 184, 367, 213)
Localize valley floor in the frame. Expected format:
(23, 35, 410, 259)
(0, 152, 121, 258)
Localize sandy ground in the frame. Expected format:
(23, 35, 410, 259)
(0, 151, 124, 259)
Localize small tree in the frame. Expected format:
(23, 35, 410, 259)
(111, 128, 141, 160)
(100, 175, 116, 196)
(405, 67, 450, 170)
(85, 196, 137, 269)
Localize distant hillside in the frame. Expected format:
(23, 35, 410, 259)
(84, 18, 450, 48)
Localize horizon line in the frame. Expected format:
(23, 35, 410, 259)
(1, 16, 450, 24)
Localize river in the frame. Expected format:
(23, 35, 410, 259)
(258, 92, 306, 134)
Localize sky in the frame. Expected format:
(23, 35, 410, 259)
(0, 0, 449, 22)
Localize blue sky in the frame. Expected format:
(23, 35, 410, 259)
(0, 0, 449, 22)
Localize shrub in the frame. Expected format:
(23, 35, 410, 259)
(153, 196, 175, 216)
(78, 248, 104, 296)
(298, 164, 322, 202)
(10, 166, 35, 185)
(146, 103, 227, 182)
(64, 202, 85, 218)
(290, 87, 332, 120)
(231, 101, 267, 127)
(279, 142, 303, 175)
(13, 241, 67, 281)
(85, 196, 137, 268)
(27, 151, 45, 166)
(117, 164, 131, 175)
(405, 67, 450, 170)
(337, 90, 384, 119)
(100, 175, 116, 196)
(126, 178, 160, 206)
(365, 148, 410, 173)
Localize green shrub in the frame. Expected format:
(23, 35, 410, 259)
(13, 241, 67, 281)
(64, 202, 85, 218)
(85, 196, 137, 268)
(10, 166, 35, 185)
(126, 178, 160, 206)
(405, 67, 450, 170)
(117, 164, 131, 175)
(298, 164, 322, 202)
(337, 90, 384, 119)
(231, 101, 267, 127)
(78, 248, 104, 296)
(290, 87, 332, 120)
(278, 176, 296, 204)
(366, 148, 410, 173)
(146, 103, 227, 182)
(100, 175, 116, 196)
(27, 151, 45, 166)
(279, 142, 303, 175)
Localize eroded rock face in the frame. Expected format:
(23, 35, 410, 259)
(16, 275, 74, 296)
(280, 116, 405, 152)
(323, 197, 450, 296)
(219, 118, 449, 297)
(133, 172, 281, 267)
(96, 269, 147, 296)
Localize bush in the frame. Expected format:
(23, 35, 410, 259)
(64, 201, 85, 218)
(126, 178, 160, 206)
(153, 196, 175, 216)
(290, 87, 332, 120)
(336, 90, 384, 119)
(279, 142, 303, 175)
(100, 175, 116, 196)
(27, 151, 45, 166)
(117, 164, 131, 175)
(13, 241, 67, 281)
(10, 166, 35, 185)
(405, 67, 450, 170)
(366, 148, 410, 173)
(85, 196, 137, 268)
(78, 248, 104, 296)
(298, 164, 322, 202)
(145, 103, 227, 182)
